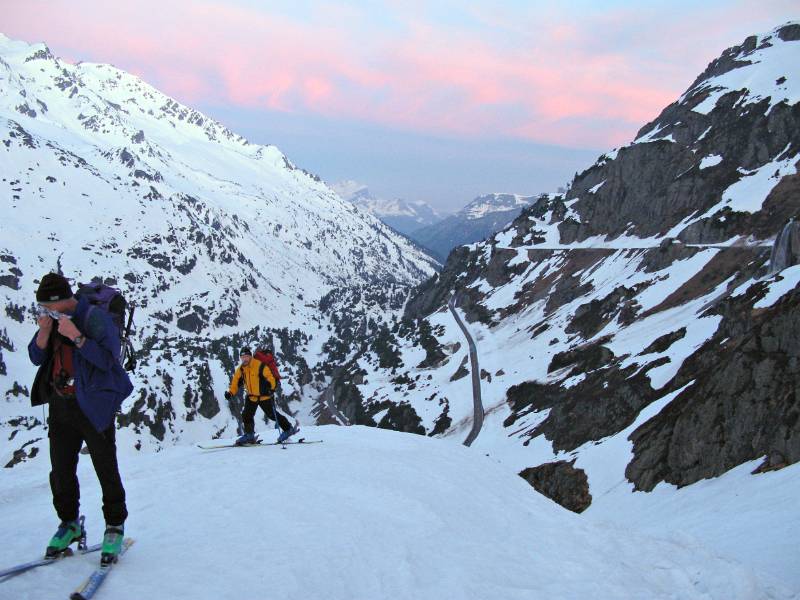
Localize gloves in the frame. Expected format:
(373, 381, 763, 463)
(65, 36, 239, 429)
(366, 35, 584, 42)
(224, 391, 232, 400)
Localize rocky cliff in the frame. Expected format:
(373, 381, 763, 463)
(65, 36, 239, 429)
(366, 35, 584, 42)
(561, 22, 800, 245)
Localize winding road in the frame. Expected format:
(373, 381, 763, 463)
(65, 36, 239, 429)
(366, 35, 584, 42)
(323, 368, 350, 425)
(448, 294, 484, 447)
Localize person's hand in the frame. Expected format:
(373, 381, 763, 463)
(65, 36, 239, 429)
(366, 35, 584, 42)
(37, 314, 54, 333)
(57, 316, 80, 340)
(224, 391, 232, 400)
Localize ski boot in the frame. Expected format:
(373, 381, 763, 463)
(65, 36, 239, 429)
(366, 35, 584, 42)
(277, 424, 300, 444)
(45, 515, 86, 559)
(235, 432, 257, 446)
(100, 524, 125, 566)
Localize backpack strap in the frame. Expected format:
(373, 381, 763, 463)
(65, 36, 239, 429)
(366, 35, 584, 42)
(83, 305, 108, 339)
(259, 362, 275, 392)
(85, 304, 96, 331)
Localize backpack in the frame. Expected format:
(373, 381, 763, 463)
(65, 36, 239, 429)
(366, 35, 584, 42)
(76, 282, 137, 371)
(254, 349, 280, 387)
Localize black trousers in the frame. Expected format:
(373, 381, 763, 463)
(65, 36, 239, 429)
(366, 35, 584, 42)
(242, 397, 291, 434)
(48, 397, 127, 526)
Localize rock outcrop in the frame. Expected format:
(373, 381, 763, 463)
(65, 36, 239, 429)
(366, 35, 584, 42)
(627, 281, 800, 490)
(519, 461, 592, 513)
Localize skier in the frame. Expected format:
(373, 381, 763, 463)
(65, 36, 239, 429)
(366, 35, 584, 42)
(28, 273, 134, 565)
(224, 347, 297, 445)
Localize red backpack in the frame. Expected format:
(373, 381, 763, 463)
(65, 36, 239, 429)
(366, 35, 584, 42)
(255, 350, 281, 386)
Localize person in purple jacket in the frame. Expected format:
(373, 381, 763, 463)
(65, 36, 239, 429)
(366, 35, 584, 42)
(28, 273, 133, 565)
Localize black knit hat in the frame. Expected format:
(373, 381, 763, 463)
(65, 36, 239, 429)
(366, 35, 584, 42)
(36, 273, 73, 303)
(240, 347, 252, 356)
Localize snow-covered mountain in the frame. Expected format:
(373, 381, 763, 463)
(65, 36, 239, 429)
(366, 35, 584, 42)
(318, 22, 800, 591)
(3, 21, 800, 596)
(2, 425, 792, 599)
(0, 33, 436, 462)
(332, 180, 442, 237)
(411, 193, 538, 262)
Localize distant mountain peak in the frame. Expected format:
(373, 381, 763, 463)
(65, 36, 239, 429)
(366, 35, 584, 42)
(460, 193, 537, 220)
(332, 180, 442, 236)
(407, 192, 539, 262)
(684, 21, 799, 104)
(331, 179, 369, 199)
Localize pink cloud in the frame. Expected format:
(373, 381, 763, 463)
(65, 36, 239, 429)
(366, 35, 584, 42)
(2, 0, 796, 149)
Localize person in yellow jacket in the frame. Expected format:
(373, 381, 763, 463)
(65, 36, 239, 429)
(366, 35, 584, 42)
(224, 347, 297, 445)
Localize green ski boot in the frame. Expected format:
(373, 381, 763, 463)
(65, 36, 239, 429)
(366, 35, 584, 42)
(101, 525, 125, 566)
(45, 516, 85, 558)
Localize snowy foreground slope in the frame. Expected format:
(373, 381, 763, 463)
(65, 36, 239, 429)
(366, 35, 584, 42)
(0, 426, 794, 600)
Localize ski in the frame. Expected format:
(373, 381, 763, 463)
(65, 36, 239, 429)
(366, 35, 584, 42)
(196, 439, 262, 450)
(261, 438, 323, 447)
(0, 544, 102, 582)
(69, 537, 134, 600)
(197, 437, 323, 450)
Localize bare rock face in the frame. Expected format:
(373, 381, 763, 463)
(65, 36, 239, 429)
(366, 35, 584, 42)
(565, 286, 640, 338)
(626, 281, 800, 491)
(405, 246, 475, 321)
(548, 338, 615, 376)
(519, 461, 592, 513)
(642, 328, 687, 355)
(557, 24, 800, 246)
(377, 402, 425, 435)
(507, 362, 660, 454)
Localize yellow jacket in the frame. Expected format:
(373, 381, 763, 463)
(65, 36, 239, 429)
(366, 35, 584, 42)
(229, 359, 276, 401)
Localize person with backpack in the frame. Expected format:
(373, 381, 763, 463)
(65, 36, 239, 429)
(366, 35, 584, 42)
(28, 273, 134, 565)
(224, 347, 297, 445)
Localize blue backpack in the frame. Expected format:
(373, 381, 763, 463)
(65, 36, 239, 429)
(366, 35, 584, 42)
(76, 282, 137, 371)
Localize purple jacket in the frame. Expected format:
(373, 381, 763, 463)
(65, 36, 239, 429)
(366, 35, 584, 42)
(29, 295, 134, 432)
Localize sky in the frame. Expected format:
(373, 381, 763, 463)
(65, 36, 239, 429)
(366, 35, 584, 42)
(2, 0, 797, 212)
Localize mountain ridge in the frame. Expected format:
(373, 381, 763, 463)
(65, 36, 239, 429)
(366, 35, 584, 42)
(332, 180, 442, 237)
(0, 31, 436, 461)
(410, 192, 539, 262)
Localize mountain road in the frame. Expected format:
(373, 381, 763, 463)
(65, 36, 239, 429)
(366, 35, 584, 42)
(449, 294, 484, 447)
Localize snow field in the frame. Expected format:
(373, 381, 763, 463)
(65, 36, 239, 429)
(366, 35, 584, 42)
(0, 425, 790, 600)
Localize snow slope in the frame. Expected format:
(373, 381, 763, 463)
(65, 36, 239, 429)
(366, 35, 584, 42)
(0, 425, 793, 600)
(679, 22, 800, 117)
(0, 33, 436, 457)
